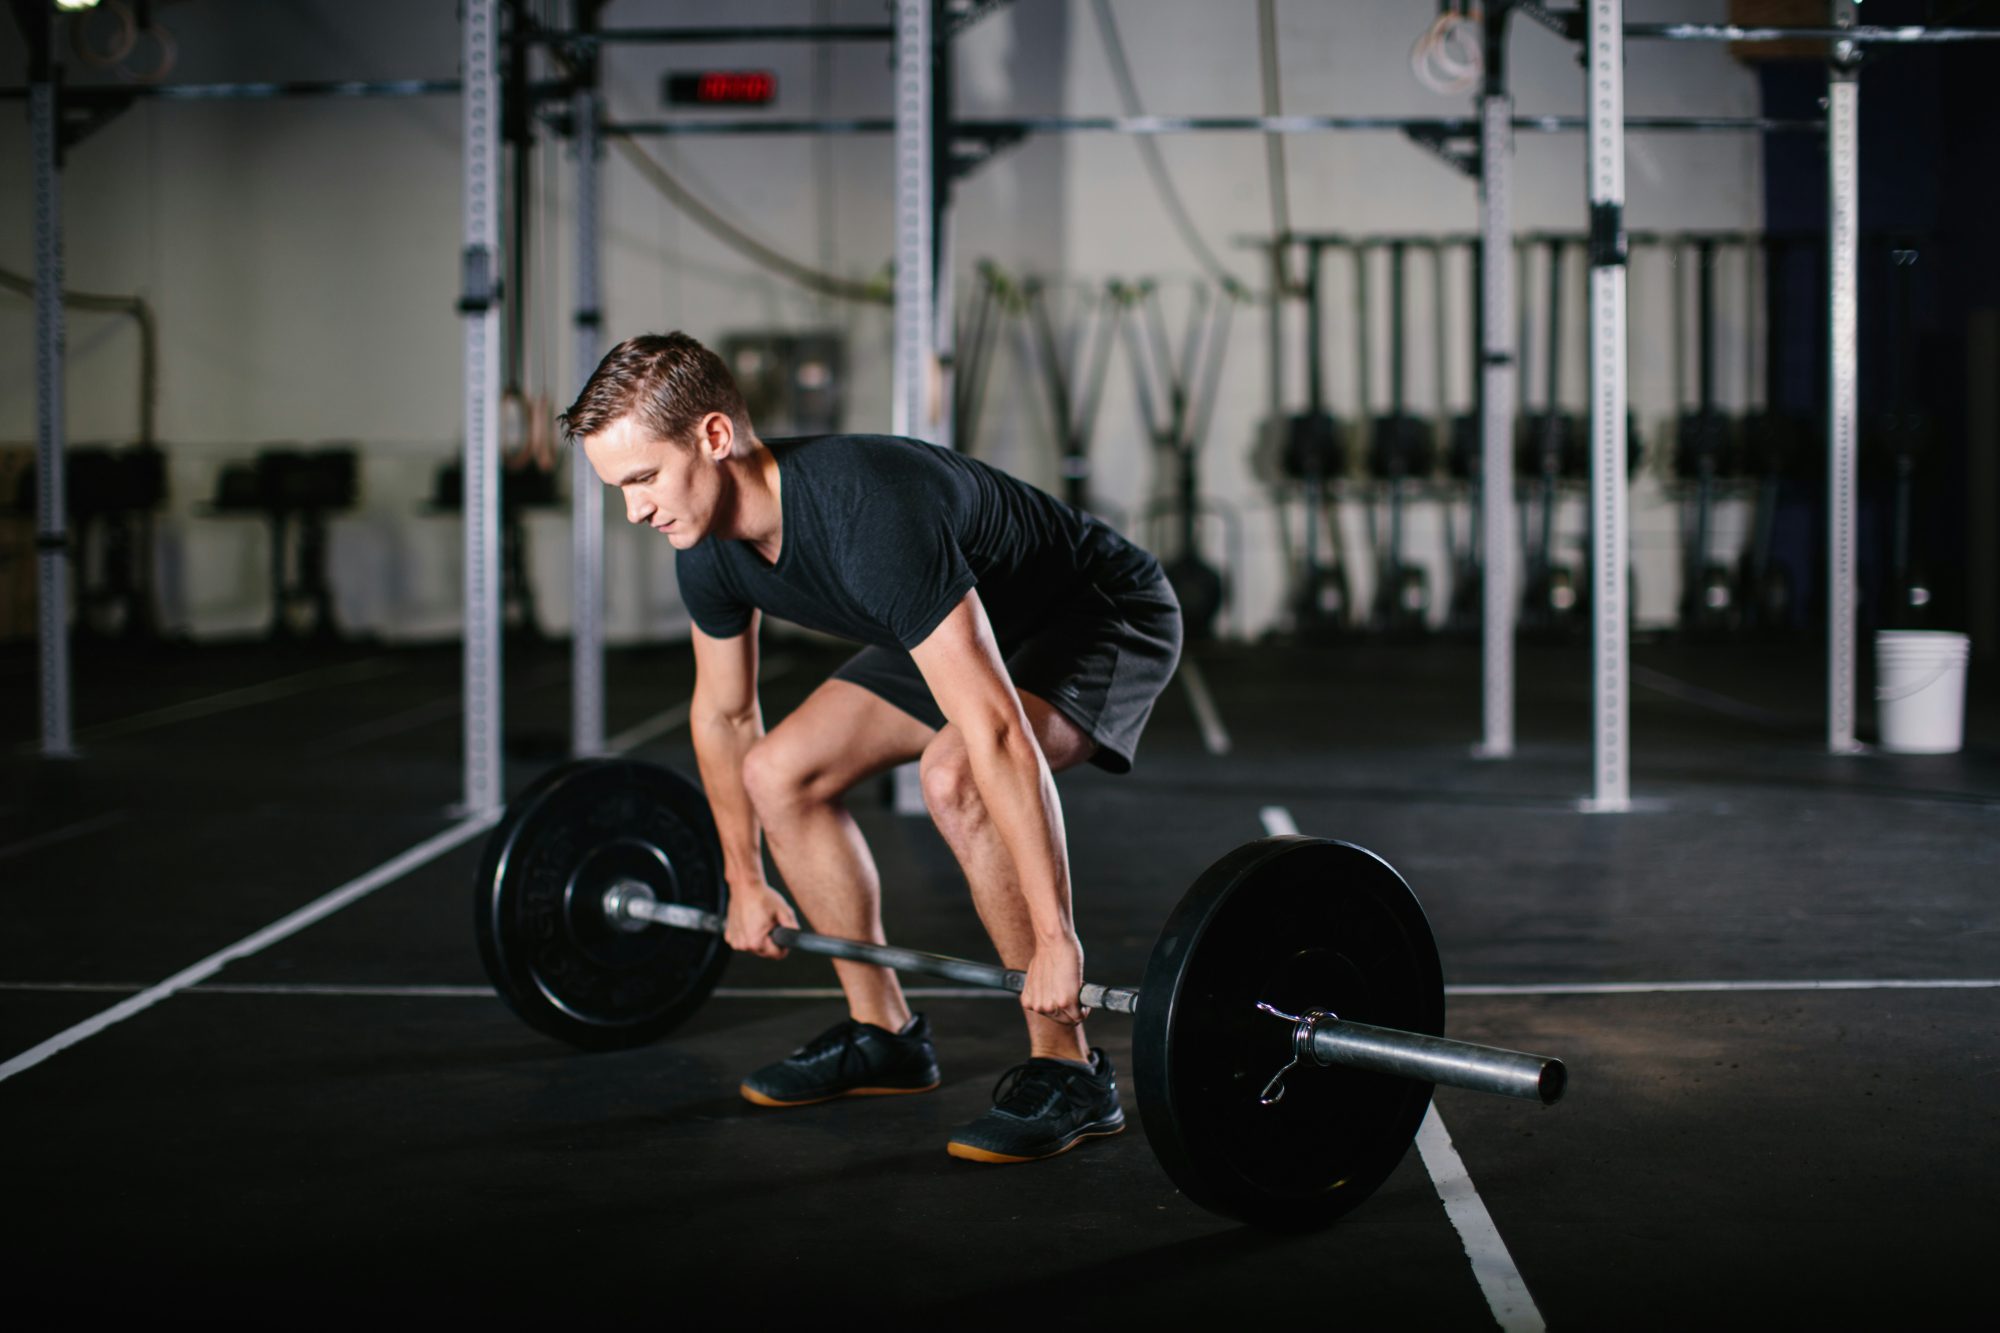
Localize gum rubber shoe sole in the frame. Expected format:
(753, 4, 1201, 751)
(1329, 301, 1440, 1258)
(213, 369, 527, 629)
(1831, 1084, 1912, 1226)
(945, 1120, 1125, 1164)
(739, 1080, 940, 1108)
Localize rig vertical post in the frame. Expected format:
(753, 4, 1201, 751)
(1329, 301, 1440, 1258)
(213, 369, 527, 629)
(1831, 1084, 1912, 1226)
(1826, 2, 1864, 755)
(1477, 4, 1518, 761)
(461, 0, 506, 816)
(31, 9, 74, 760)
(1583, 0, 1631, 812)
(571, 20, 607, 759)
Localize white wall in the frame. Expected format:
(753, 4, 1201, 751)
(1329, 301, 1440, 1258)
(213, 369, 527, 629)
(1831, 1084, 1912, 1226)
(0, 0, 1762, 642)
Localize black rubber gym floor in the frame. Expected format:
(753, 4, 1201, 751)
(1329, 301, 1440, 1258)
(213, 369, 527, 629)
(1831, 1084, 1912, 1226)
(3, 631, 1994, 1325)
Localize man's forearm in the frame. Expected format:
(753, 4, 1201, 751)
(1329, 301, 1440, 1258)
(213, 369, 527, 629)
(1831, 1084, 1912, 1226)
(690, 704, 766, 890)
(962, 721, 1075, 943)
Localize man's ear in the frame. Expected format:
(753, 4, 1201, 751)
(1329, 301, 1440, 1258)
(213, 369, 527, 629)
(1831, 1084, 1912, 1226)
(698, 411, 736, 460)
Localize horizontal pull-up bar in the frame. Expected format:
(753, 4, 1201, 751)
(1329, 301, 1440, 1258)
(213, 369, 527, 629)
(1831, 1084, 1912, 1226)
(1626, 22, 2000, 44)
(525, 25, 894, 45)
(0, 79, 461, 102)
(602, 113, 1823, 138)
(1519, 9, 2000, 45)
(514, 17, 2000, 49)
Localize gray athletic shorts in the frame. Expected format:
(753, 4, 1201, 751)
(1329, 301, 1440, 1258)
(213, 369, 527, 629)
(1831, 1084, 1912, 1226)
(831, 574, 1183, 774)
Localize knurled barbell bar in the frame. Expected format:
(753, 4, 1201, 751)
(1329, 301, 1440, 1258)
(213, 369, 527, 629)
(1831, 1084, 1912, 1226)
(474, 758, 1568, 1231)
(596, 882, 1563, 1105)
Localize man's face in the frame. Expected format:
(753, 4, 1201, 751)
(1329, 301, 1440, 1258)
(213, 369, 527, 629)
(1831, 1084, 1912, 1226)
(580, 413, 720, 549)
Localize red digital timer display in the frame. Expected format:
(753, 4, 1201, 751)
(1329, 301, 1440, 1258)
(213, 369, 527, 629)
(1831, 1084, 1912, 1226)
(665, 70, 778, 107)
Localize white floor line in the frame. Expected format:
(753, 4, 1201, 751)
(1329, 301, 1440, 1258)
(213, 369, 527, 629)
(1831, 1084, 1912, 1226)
(78, 656, 407, 742)
(194, 983, 496, 998)
(1255, 801, 1541, 1329)
(1450, 978, 2000, 996)
(1629, 664, 1792, 727)
(311, 696, 464, 756)
(0, 653, 817, 1080)
(0, 810, 128, 863)
(1178, 659, 1232, 756)
(604, 701, 693, 756)
(314, 659, 574, 757)
(0, 815, 496, 1085)
(714, 986, 1010, 1000)
(7, 978, 1994, 1001)
(1417, 1105, 1547, 1333)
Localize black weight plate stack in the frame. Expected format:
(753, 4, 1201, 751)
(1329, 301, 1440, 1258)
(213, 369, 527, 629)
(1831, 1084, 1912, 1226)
(1136, 836, 1444, 1230)
(476, 759, 731, 1051)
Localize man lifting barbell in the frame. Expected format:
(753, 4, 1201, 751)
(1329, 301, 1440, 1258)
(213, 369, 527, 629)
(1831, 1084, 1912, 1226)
(560, 332, 1183, 1164)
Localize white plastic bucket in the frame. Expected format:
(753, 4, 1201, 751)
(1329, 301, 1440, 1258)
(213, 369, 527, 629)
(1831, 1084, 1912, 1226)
(1874, 630, 1971, 754)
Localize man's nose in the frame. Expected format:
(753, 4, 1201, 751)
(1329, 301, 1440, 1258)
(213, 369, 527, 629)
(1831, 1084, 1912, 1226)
(625, 491, 652, 525)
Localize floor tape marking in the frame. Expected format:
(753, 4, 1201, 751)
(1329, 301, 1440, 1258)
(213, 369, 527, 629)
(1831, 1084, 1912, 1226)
(80, 656, 407, 742)
(6, 978, 1992, 1000)
(1417, 1105, 1548, 1333)
(1259, 805, 1299, 837)
(604, 656, 792, 755)
(1263, 799, 1542, 1331)
(0, 810, 129, 863)
(0, 816, 496, 1085)
(1178, 659, 1232, 756)
(1630, 663, 1793, 727)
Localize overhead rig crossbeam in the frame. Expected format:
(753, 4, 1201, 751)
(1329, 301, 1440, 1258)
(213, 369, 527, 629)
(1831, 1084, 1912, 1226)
(598, 112, 1822, 138)
(1627, 23, 2000, 44)
(513, 1, 1014, 47)
(0, 78, 470, 151)
(522, 25, 897, 45)
(1515, 7, 2000, 45)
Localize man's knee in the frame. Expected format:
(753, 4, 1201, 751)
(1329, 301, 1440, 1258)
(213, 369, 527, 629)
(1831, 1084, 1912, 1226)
(741, 734, 843, 820)
(919, 732, 982, 832)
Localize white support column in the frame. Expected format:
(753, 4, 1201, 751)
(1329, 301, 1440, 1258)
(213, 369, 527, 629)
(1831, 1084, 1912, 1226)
(1477, 91, 1517, 760)
(888, 0, 940, 814)
(461, 0, 505, 816)
(1583, 0, 1631, 812)
(32, 61, 74, 760)
(571, 82, 606, 758)
(892, 0, 935, 440)
(1826, 6, 1864, 755)
(932, 7, 956, 452)
(933, 201, 956, 451)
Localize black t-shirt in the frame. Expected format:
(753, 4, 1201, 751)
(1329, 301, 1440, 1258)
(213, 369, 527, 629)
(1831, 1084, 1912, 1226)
(675, 434, 1160, 651)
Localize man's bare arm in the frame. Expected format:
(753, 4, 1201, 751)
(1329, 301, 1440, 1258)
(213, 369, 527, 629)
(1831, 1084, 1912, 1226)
(908, 591, 1085, 1024)
(689, 614, 797, 958)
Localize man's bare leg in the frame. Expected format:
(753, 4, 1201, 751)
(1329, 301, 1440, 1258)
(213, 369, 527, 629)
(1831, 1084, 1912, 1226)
(741, 679, 934, 1031)
(918, 691, 1098, 1062)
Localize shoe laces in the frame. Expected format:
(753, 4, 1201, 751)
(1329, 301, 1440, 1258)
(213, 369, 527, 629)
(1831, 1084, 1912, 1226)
(989, 1059, 1088, 1118)
(793, 1019, 867, 1076)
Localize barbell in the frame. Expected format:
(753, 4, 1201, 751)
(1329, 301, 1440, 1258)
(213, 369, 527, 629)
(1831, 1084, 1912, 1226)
(474, 758, 1566, 1230)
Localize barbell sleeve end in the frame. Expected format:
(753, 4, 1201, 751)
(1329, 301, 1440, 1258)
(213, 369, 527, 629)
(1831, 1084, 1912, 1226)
(1305, 1016, 1568, 1105)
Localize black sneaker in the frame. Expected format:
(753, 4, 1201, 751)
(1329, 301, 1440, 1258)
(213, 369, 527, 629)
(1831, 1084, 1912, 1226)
(738, 1014, 941, 1108)
(945, 1048, 1125, 1163)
